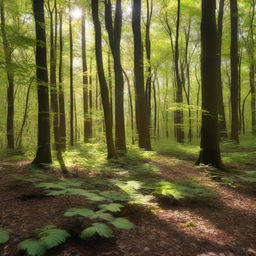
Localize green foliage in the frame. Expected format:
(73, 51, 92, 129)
(98, 203, 124, 212)
(0, 229, 11, 244)
(150, 180, 214, 201)
(18, 226, 70, 256)
(109, 218, 134, 230)
(64, 208, 95, 218)
(238, 171, 256, 183)
(81, 223, 113, 239)
(18, 240, 47, 256)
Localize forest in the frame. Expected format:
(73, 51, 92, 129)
(0, 0, 256, 255)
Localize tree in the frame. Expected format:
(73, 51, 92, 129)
(105, 0, 126, 152)
(230, 0, 240, 143)
(91, 0, 116, 158)
(196, 0, 223, 168)
(0, 0, 15, 149)
(81, 8, 91, 142)
(32, 0, 52, 165)
(132, 0, 151, 150)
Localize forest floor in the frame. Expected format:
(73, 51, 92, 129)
(0, 142, 256, 256)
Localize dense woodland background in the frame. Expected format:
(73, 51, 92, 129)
(0, 0, 256, 255)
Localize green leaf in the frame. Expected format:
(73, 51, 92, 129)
(64, 208, 95, 218)
(95, 211, 114, 221)
(18, 239, 47, 256)
(99, 203, 124, 212)
(38, 227, 70, 249)
(0, 229, 11, 244)
(81, 223, 113, 239)
(109, 218, 134, 230)
(100, 191, 128, 201)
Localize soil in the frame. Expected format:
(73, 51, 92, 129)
(0, 155, 256, 256)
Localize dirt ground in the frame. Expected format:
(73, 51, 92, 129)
(0, 156, 256, 256)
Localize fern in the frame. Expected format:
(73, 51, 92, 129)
(98, 203, 124, 212)
(80, 223, 113, 239)
(109, 217, 134, 230)
(18, 240, 47, 256)
(0, 229, 11, 244)
(18, 226, 70, 256)
(37, 226, 70, 249)
(151, 180, 214, 200)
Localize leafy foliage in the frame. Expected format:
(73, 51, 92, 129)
(18, 226, 70, 256)
(0, 229, 11, 244)
(98, 203, 124, 212)
(109, 217, 134, 230)
(150, 180, 214, 201)
(81, 223, 113, 239)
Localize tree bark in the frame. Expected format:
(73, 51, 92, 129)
(105, 0, 126, 152)
(0, 0, 15, 149)
(196, 0, 223, 169)
(32, 0, 52, 164)
(216, 0, 228, 138)
(132, 0, 151, 150)
(91, 0, 116, 158)
(230, 0, 240, 143)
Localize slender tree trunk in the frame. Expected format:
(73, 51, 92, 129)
(132, 0, 151, 150)
(82, 10, 91, 142)
(0, 0, 15, 149)
(91, 0, 116, 158)
(173, 0, 185, 143)
(230, 0, 240, 143)
(88, 57, 93, 137)
(58, 11, 66, 151)
(48, 0, 60, 152)
(107, 50, 113, 127)
(69, 0, 74, 146)
(145, 0, 153, 128)
(32, 0, 52, 164)
(105, 0, 126, 152)
(196, 0, 223, 169)
(216, 0, 228, 138)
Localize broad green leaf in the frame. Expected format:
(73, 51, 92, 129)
(0, 229, 11, 244)
(81, 223, 113, 239)
(64, 208, 95, 218)
(99, 203, 124, 212)
(18, 239, 47, 256)
(109, 218, 134, 230)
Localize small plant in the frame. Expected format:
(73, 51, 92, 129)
(0, 229, 11, 244)
(18, 225, 70, 256)
(149, 180, 214, 201)
(64, 203, 134, 239)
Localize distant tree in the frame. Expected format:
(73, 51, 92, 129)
(32, 0, 52, 164)
(91, 0, 116, 158)
(105, 0, 126, 153)
(230, 0, 240, 143)
(196, 0, 223, 168)
(0, 0, 15, 149)
(132, 0, 151, 150)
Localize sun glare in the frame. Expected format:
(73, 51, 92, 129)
(71, 8, 82, 19)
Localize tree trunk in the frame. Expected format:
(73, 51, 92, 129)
(82, 10, 91, 142)
(0, 0, 15, 149)
(32, 0, 52, 164)
(174, 0, 185, 143)
(105, 0, 126, 152)
(132, 0, 151, 150)
(230, 0, 240, 143)
(196, 0, 223, 169)
(58, 10, 66, 151)
(216, 0, 228, 138)
(69, 0, 74, 146)
(91, 0, 116, 158)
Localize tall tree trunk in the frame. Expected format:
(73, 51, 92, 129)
(48, 0, 60, 152)
(0, 0, 15, 149)
(91, 0, 116, 158)
(132, 0, 151, 150)
(88, 57, 93, 137)
(174, 0, 185, 143)
(230, 0, 240, 143)
(107, 50, 113, 127)
(196, 0, 223, 169)
(105, 0, 126, 152)
(82, 9, 91, 142)
(216, 0, 228, 138)
(58, 10, 66, 151)
(32, 0, 52, 164)
(69, 0, 74, 146)
(145, 0, 153, 128)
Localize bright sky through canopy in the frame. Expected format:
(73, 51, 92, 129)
(71, 7, 82, 19)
